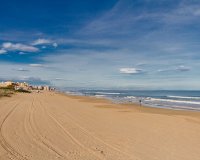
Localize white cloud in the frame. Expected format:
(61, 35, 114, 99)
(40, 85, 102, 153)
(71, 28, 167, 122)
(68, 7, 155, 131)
(32, 38, 51, 45)
(177, 4, 200, 17)
(193, 9, 200, 16)
(157, 69, 168, 72)
(18, 76, 50, 85)
(2, 42, 39, 52)
(119, 68, 143, 74)
(176, 65, 190, 72)
(32, 38, 58, 48)
(18, 52, 26, 55)
(52, 43, 58, 48)
(0, 49, 7, 54)
(157, 65, 191, 73)
(16, 68, 29, 72)
(55, 78, 64, 81)
(29, 64, 45, 67)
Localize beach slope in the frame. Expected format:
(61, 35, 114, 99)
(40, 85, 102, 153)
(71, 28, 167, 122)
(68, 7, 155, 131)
(0, 92, 200, 160)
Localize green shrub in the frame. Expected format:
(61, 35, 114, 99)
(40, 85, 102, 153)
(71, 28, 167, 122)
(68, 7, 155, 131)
(0, 88, 14, 97)
(16, 89, 31, 93)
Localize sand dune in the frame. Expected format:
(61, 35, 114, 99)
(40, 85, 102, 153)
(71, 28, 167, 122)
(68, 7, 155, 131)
(0, 92, 200, 160)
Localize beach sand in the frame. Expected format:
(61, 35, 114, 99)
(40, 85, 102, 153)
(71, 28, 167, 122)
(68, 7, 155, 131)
(0, 91, 200, 160)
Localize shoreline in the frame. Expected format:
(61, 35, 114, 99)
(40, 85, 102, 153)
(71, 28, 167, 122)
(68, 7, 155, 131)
(61, 90, 200, 112)
(60, 91, 200, 118)
(61, 91, 200, 113)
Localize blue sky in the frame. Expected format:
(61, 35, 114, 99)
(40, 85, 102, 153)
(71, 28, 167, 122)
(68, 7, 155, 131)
(0, 0, 200, 89)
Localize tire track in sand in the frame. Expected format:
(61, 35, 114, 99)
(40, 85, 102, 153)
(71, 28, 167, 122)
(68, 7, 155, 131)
(40, 97, 138, 160)
(49, 105, 135, 160)
(23, 96, 67, 159)
(0, 101, 28, 160)
(37, 100, 104, 160)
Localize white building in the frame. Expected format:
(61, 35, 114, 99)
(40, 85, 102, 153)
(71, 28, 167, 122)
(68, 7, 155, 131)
(43, 86, 50, 91)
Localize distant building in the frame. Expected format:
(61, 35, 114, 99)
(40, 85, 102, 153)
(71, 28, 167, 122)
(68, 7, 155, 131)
(5, 81, 15, 86)
(0, 82, 5, 88)
(37, 86, 43, 90)
(43, 86, 50, 91)
(0, 81, 15, 88)
(15, 82, 29, 90)
(0, 81, 55, 92)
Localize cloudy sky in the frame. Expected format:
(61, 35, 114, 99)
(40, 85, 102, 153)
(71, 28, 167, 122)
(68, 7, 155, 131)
(0, 0, 200, 89)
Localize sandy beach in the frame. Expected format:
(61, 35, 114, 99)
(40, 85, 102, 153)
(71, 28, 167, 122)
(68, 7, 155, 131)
(0, 91, 200, 160)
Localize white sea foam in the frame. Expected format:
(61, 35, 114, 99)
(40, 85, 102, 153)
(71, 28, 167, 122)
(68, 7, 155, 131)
(167, 95, 200, 100)
(94, 95, 105, 97)
(95, 92, 121, 95)
(65, 91, 83, 96)
(146, 98, 200, 105)
(124, 96, 136, 99)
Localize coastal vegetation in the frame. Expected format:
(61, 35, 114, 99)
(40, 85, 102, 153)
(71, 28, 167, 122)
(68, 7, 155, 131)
(0, 86, 31, 98)
(0, 87, 14, 97)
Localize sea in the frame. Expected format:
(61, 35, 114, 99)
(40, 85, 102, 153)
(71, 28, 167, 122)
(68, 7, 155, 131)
(64, 89, 200, 111)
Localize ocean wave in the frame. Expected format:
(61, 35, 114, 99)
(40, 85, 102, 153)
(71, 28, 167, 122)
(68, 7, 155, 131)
(170, 105, 200, 111)
(167, 95, 200, 100)
(94, 92, 121, 95)
(124, 96, 136, 99)
(94, 95, 105, 97)
(65, 91, 83, 96)
(146, 98, 200, 105)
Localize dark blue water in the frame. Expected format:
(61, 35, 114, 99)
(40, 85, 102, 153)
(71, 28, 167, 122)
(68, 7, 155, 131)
(65, 90, 200, 111)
